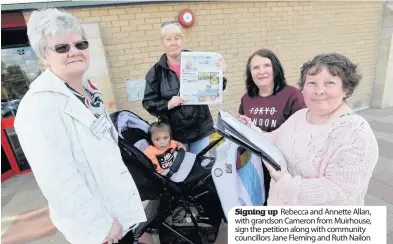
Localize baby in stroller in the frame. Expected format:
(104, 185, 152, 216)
(144, 117, 212, 184)
(110, 110, 225, 244)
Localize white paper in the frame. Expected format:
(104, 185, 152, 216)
(218, 110, 285, 165)
(180, 52, 223, 105)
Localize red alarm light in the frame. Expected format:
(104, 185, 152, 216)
(177, 9, 195, 28)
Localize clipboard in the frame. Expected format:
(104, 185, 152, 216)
(214, 110, 283, 171)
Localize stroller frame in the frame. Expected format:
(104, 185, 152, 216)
(110, 110, 225, 244)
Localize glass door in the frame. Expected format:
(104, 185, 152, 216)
(1, 46, 41, 175)
(1, 46, 41, 115)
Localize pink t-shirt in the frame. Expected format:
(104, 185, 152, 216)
(167, 61, 181, 80)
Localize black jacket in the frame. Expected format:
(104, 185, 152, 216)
(142, 52, 227, 143)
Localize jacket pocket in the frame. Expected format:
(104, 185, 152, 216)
(169, 105, 199, 129)
(200, 105, 211, 121)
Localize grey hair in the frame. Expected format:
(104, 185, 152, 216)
(27, 8, 86, 59)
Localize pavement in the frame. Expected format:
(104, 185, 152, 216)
(1, 106, 393, 244)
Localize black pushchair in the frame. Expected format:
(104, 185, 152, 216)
(110, 110, 225, 244)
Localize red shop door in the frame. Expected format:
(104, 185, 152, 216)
(1, 117, 32, 182)
(2, 14, 41, 180)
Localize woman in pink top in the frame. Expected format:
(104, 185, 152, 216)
(240, 53, 379, 205)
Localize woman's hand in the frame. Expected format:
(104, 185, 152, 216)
(263, 159, 288, 182)
(168, 96, 184, 110)
(104, 218, 123, 244)
(238, 115, 262, 133)
(239, 115, 252, 127)
(216, 58, 227, 73)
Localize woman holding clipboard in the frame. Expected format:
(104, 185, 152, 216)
(238, 49, 306, 203)
(240, 53, 378, 206)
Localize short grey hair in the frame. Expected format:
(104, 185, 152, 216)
(27, 8, 86, 59)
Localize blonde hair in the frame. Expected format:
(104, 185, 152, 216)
(160, 23, 183, 40)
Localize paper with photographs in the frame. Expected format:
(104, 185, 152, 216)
(180, 52, 223, 105)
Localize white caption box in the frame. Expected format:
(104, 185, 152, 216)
(228, 206, 386, 244)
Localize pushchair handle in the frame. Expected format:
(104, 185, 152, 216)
(197, 136, 224, 157)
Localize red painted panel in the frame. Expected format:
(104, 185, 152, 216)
(1, 121, 21, 175)
(1, 169, 15, 182)
(1, 117, 31, 179)
(1, 12, 26, 29)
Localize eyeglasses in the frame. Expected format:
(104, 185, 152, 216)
(47, 40, 89, 54)
(161, 20, 180, 28)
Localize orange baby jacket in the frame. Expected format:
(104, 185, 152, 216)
(143, 140, 180, 173)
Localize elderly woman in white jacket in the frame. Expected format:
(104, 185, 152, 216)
(14, 8, 146, 244)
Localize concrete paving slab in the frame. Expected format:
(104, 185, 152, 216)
(1, 174, 38, 197)
(1, 193, 15, 210)
(1, 208, 57, 244)
(27, 231, 67, 244)
(373, 168, 393, 186)
(374, 132, 393, 143)
(364, 194, 393, 214)
(369, 120, 393, 134)
(377, 139, 393, 159)
(367, 178, 393, 205)
(388, 214, 393, 235)
(358, 107, 393, 117)
(387, 231, 393, 244)
(379, 115, 393, 124)
(373, 157, 393, 173)
(1, 188, 47, 235)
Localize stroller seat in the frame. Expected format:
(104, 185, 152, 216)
(112, 110, 216, 189)
(121, 128, 212, 187)
(110, 110, 225, 244)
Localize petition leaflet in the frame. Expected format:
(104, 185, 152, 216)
(180, 52, 223, 105)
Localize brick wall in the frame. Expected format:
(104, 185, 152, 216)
(24, 1, 383, 122)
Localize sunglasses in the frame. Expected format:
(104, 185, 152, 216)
(48, 40, 89, 54)
(161, 20, 180, 28)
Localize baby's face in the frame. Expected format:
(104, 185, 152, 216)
(152, 131, 171, 150)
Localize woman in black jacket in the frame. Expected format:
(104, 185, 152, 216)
(142, 21, 227, 154)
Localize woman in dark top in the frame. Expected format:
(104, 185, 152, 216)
(238, 49, 306, 204)
(239, 49, 306, 132)
(143, 21, 227, 154)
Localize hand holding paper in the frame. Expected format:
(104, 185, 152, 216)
(263, 159, 288, 181)
(216, 58, 227, 72)
(168, 96, 184, 110)
(238, 115, 262, 133)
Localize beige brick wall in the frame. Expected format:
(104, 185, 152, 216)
(24, 1, 383, 122)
